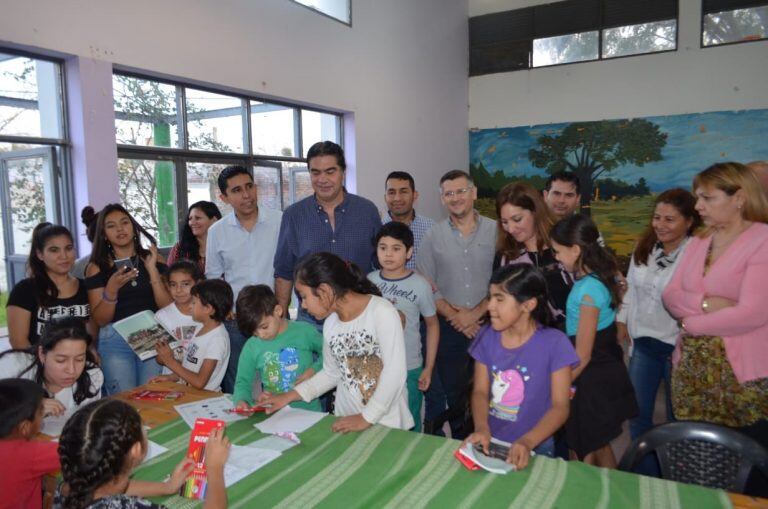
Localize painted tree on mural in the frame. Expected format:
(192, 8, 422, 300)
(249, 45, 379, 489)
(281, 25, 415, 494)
(528, 119, 667, 215)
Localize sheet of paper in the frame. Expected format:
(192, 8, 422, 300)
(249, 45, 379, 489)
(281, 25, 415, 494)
(250, 435, 300, 453)
(223, 444, 282, 486)
(41, 409, 74, 437)
(142, 440, 169, 464)
(174, 395, 246, 428)
(254, 406, 327, 434)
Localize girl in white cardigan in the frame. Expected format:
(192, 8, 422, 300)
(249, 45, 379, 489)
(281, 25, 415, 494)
(260, 252, 413, 432)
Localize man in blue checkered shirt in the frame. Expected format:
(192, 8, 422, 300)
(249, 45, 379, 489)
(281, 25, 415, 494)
(273, 141, 381, 327)
(382, 171, 435, 270)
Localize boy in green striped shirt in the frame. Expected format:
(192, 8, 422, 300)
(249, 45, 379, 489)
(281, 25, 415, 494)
(233, 285, 323, 411)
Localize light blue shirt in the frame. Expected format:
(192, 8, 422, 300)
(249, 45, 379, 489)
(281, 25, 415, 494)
(205, 208, 282, 303)
(565, 274, 616, 336)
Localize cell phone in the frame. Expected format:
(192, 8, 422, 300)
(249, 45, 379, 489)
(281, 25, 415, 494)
(114, 257, 134, 272)
(474, 441, 510, 461)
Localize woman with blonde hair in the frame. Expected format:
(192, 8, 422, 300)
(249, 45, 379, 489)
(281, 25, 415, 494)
(663, 162, 768, 449)
(494, 182, 572, 329)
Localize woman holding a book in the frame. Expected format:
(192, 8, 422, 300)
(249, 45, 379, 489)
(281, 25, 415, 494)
(84, 204, 172, 395)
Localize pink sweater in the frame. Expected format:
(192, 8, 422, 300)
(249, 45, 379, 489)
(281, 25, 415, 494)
(662, 222, 768, 383)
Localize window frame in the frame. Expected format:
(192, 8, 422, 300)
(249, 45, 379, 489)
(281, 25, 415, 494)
(289, 0, 352, 26)
(700, 1, 768, 48)
(113, 70, 343, 245)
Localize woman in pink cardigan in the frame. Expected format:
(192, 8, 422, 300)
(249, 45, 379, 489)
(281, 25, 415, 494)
(663, 162, 768, 446)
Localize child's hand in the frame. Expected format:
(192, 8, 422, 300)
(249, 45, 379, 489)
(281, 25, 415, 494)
(163, 457, 195, 494)
(204, 427, 231, 472)
(259, 391, 297, 414)
(235, 400, 252, 411)
(42, 398, 66, 417)
(417, 369, 432, 392)
(462, 429, 491, 455)
(155, 340, 174, 365)
(294, 368, 315, 385)
(148, 374, 178, 384)
(507, 441, 532, 470)
(331, 414, 371, 433)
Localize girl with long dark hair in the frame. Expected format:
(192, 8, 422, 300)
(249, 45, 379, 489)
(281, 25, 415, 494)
(166, 201, 221, 271)
(550, 214, 637, 468)
(6, 223, 91, 349)
(260, 252, 413, 432)
(84, 204, 172, 394)
(0, 317, 102, 419)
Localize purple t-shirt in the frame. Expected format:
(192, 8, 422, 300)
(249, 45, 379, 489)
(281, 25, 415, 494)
(469, 324, 579, 444)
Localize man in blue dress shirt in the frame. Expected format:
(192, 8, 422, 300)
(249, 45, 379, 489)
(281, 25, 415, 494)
(273, 141, 381, 327)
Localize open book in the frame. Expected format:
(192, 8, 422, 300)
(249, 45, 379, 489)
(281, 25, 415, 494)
(113, 310, 180, 361)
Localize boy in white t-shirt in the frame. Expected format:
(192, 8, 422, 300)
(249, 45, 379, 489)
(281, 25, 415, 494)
(154, 279, 232, 391)
(155, 261, 202, 374)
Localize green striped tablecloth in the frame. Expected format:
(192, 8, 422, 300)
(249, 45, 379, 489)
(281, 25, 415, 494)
(134, 415, 732, 509)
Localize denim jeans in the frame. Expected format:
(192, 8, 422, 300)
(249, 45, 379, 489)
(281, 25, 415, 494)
(533, 437, 555, 458)
(222, 319, 248, 395)
(98, 323, 162, 395)
(628, 336, 675, 440)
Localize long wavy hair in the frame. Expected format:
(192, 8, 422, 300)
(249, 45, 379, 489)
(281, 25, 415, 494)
(177, 201, 221, 263)
(495, 182, 556, 261)
(0, 317, 98, 405)
(551, 214, 621, 309)
(633, 188, 700, 266)
(27, 223, 76, 307)
(88, 204, 156, 274)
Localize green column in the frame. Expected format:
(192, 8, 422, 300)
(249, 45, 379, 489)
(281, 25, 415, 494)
(153, 123, 176, 246)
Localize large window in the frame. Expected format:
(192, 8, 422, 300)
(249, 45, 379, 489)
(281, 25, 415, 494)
(702, 1, 768, 46)
(0, 50, 70, 306)
(470, 0, 678, 75)
(113, 73, 343, 247)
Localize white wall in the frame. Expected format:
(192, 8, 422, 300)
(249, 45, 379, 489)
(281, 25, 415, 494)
(469, 0, 768, 129)
(0, 0, 469, 220)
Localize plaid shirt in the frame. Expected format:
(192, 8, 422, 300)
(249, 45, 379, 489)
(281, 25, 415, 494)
(274, 192, 382, 280)
(382, 211, 435, 270)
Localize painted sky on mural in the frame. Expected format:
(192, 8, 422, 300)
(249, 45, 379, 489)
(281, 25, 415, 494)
(469, 109, 768, 192)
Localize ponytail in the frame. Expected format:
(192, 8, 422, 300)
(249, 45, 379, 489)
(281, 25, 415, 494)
(295, 252, 381, 299)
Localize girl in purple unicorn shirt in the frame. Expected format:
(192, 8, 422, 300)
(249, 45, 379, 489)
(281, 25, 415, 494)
(463, 264, 579, 470)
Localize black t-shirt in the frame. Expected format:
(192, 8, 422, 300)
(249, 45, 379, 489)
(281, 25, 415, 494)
(6, 277, 91, 345)
(83, 260, 167, 322)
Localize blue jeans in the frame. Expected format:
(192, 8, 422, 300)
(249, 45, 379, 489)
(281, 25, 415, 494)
(628, 336, 675, 440)
(98, 324, 162, 395)
(533, 437, 555, 458)
(222, 320, 247, 395)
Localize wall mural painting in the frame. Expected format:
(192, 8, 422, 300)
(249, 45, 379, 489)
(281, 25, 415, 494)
(469, 108, 768, 263)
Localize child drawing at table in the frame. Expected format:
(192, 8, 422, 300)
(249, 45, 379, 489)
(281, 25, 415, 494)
(261, 252, 413, 432)
(0, 379, 60, 509)
(152, 279, 232, 391)
(550, 214, 638, 467)
(56, 398, 230, 509)
(155, 261, 203, 374)
(463, 264, 579, 470)
(232, 284, 323, 411)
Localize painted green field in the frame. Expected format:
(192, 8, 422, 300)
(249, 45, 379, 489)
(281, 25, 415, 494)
(477, 194, 656, 259)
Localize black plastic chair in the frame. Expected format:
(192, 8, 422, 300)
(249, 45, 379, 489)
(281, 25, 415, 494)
(618, 421, 768, 493)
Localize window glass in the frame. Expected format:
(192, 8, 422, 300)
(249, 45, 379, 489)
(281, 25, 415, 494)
(114, 75, 181, 148)
(603, 20, 676, 58)
(292, 0, 350, 24)
(251, 101, 297, 156)
(187, 161, 233, 217)
(703, 6, 768, 46)
(186, 89, 245, 153)
(118, 158, 178, 247)
(0, 53, 64, 138)
(301, 109, 341, 153)
(532, 31, 600, 67)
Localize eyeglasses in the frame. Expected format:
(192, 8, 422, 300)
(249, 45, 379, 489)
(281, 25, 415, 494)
(442, 187, 473, 198)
